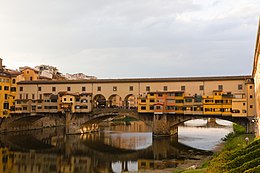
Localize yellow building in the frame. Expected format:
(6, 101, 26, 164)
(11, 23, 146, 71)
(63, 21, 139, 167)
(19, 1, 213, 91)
(138, 91, 185, 114)
(203, 90, 233, 116)
(58, 92, 93, 113)
(0, 59, 21, 117)
(19, 66, 39, 81)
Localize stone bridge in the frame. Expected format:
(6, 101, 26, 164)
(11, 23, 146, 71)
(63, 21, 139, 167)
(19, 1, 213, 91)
(66, 108, 255, 136)
(0, 108, 255, 135)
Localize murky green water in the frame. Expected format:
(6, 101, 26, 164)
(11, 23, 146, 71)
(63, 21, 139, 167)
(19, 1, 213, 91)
(0, 119, 232, 173)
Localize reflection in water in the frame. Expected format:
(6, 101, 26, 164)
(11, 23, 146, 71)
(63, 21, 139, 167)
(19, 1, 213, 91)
(179, 119, 233, 150)
(0, 120, 231, 173)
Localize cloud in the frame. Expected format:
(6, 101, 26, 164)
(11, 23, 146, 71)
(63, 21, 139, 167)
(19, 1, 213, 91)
(0, 0, 259, 78)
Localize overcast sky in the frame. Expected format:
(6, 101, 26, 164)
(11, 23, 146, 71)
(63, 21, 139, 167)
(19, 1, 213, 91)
(1, 0, 259, 78)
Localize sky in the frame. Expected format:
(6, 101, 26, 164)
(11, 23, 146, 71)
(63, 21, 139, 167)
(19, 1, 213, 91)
(0, 0, 259, 78)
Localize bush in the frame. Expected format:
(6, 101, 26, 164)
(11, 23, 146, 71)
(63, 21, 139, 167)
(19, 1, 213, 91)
(227, 142, 260, 160)
(225, 149, 260, 169)
(247, 138, 260, 148)
(228, 157, 260, 173)
(244, 165, 260, 173)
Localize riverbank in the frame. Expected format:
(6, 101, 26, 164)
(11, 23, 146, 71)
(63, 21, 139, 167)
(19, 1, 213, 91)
(173, 124, 258, 173)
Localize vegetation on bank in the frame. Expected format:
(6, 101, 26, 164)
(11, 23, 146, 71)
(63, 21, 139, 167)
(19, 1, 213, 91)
(205, 124, 258, 173)
(174, 124, 259, 173)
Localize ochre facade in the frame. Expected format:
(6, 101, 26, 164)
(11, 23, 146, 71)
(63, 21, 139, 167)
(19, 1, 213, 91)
(14, 76, 255, 119)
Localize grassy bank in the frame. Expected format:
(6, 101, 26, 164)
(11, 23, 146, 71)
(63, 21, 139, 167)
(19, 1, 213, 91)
(206, 123, 258, 173)
(175, 124, 258, 173)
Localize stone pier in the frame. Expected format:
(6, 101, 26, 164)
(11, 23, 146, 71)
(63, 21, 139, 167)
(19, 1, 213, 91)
(153, 113, 170, 136)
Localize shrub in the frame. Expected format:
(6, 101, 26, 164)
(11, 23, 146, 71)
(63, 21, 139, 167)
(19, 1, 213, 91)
(228, 157, 260, 173)
(225, 149, 260, 169)
(227, 142, 260, 160)
(244, 165, 260, 173)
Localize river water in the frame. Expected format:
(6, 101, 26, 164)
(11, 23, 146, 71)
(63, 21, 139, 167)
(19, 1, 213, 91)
(0, 119, 232, 173)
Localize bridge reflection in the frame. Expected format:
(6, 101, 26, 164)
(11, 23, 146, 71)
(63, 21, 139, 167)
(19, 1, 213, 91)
(0, 127, 212, 172)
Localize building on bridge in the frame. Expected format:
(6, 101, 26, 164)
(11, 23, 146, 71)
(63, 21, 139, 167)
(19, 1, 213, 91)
(0, 58, 21, 118)
(13, 76, 255, 119)
(137, 88, 254, 117)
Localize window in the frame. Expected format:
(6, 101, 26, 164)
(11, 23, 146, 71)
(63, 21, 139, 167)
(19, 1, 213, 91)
(199, 85, 204, 90)
(250, 105, 253, 109)
(185, 98, 193, 102)
(167, 93, 174, 96)
(150, 99, 155, 102)
(181, 86, 185, 91)
(70, 98, 73, 101)
(141, 99, 146, 103)
(32, 94, 35, 100)
(176, 100, 184, 103)
(0, 86, 2, 90)
(250, 95, 253, 98)
(175, 92, 183, 97)
(12, 79, 16, 84)
(129, 86, 133, 91)
(38, 87, 41, 91)
(149, 106, 154, 110)
(158, 93, 163, 97)
(238, 84, 243, 90)
(5, 94, 8, 100)
(64, 98, 67, 101)
(11, 87, 16, 92)
(26, 94, 28, 99)
(81, 99, 88, 103)
(52, 87, 56, 92)
(167, 99, 174, 103)
(39, 94, 42, 100)
(250, 85, 253, 89)
(218, 85, 223, 90)
(163, 86, 168, 91)
(141, 106, 146, 110)
(97, 86, 101, 91)
(243, 103, 246, 106)
(3, 103, 9, 109)
(4, 86, 9, 91)
(146, 86, 150, 92)
(20, 94, 22, 99)
(81, 105, 88, 109)
(30, 77, 33, 81)
(156, 106, 162, 110)
(82, 87, 86, 92)
(67, 87, 71, 91)
(113, 86, 117, 91)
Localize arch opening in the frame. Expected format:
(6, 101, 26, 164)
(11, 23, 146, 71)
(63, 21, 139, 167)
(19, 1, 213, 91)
(93, 94, 107, 108)
(124, 94, 137, 109)
(108, 94, 123, 108)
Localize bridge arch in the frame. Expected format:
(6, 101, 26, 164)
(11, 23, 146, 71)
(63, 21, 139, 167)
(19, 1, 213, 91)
(93, 94, 107, 108)
(124, 94, 137, 108)
(108, 94, 123, 108)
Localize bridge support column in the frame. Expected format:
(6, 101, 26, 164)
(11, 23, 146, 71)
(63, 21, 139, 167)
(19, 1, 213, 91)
(153, 113, 170, 136)
(246, 117, 256, 134)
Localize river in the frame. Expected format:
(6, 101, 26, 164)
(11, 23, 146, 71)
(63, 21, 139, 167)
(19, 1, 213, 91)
(0, 119, 232, 173)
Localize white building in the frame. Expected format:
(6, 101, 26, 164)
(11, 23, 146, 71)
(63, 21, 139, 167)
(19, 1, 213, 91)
(65, 73, 97, 80)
